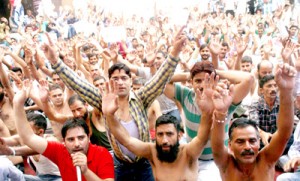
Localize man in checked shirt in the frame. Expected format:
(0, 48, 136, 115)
(41, 27, 187, 181)
(248, 74, 294, 155)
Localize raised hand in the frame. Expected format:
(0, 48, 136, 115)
(212, 82, 234, 113)
(38, 79, 49, 103)
(171, 26, 188, 58)
(275, 63, 296, 91)
(41, 33, 59, 65)
(196, 72, 219, 115)
(13, 79, 32, 104)
(235, 36, 248, 55)
(282, 39, 296, 62)
(102, 80, 119, 116)
(209, 38, 222, 55)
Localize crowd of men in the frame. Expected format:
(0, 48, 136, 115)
(0, 0, 300, 180)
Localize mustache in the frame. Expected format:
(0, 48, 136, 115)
(241, 150, 254, 156)
(270, 91, 277, 94)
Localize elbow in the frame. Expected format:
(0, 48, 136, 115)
(245, 73, 255, 86)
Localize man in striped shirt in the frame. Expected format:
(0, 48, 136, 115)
(41, 28, 187, 181)
(164, 60, 254, 181)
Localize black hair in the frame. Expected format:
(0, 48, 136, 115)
(229, 118, 259, 140)
(190, 60, 217, 79)
(26, 113, 47, 132)
(68, 94, 86, 106)
(61, 118, 89, 139)
(93, 75, 106, 83)
(155, 115, 180, 132)
(200, 44, 208, 51)
(132, 77, 146, 86)
(11, 67, 22, 74)
(87, 53, 97, 60)
(241, 56, 253, 63)
(259, 74, 274, 88)
(48, 83, 63, 92)
(108, 63, 131, 79)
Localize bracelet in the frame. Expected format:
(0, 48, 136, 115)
(213, 110, 227, 124)
(8, 147, 16, 156)
(215, 120, 225, 123)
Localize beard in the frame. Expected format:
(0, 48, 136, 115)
(0, 92, 4, 102)
(82, 111, 88, 120)
(156, 140, 180, 163)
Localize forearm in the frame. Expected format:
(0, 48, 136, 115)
(141, 55, 179, 107)
(278, 90, 294, 137)
(234, 55, 242, 71)
(106, 115, 131, 147)
(83, 168, 106, 181)
(216, 70, 251, 84)
(28, 62, 42, 81)
(196, 113, 212, 148)
(51, 60, 101, 110)
(211, 111, 227, 156)
(13, 145, 38, 156)
(211, 54, 219, 70)
(169, 72, 190, 83)
(0, 64, 10, 88)
(13, 100, 36, 145)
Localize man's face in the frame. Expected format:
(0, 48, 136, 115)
(110, 69, 132, 97)
(64, 127, 89, 155)
(16, 71, 23, 80)
(191, 72, 206, 94)
(88, 56, 98, 65)
(260, 79, 277, 99)
(52, 74, 65, 89)
(136, 46, 144, 59)
(49, 88, 64, 107)
(219, 46, 228, 59)
(289, 27, 298, 36)
(154, 52, 165, 69)
(89, 64, 101, 79)
(258, 28, 264, 36)
(229, 126, 260, 165)
(93, 79, 106, 94)
(132, 39, 138, 49)
(64, 57, 76, 70)
(69, 100, 88, 120)
(132, 84, 142, 92)
(155, 123, 180, 163)
(200, 47, 210, 61)
(258, 63, 273, 79)
(25, 27, 33, 33)
(241, 62, 252, 72)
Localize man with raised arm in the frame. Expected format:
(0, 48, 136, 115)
(102, 72, 234, 181)
(13, 80, 114, 181)
(41, 27, 187, 181)
(210, 63, 296, 181)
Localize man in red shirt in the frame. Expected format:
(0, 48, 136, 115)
(13, 80, 114, 181)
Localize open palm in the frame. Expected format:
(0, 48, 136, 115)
(196, 73, 218, 115)
(102, 80, 119, 116)
(275, 63, 296, 90)
(212, 84, 234, 113)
